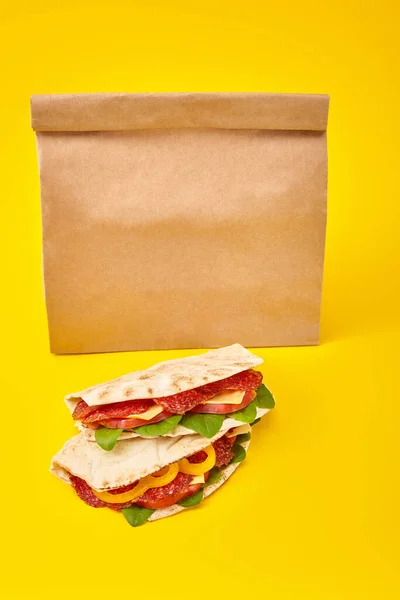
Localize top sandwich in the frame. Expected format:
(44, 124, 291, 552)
(65, 344, 275, 450)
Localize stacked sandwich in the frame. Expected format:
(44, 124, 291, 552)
(51, 344, 275, 526)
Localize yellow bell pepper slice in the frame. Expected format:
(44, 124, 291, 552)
(92, 480, 150, 504)
(178, 444, 216, 475)
(146, 462, 180, 486)
(92, 462, 180, 504)
(92, 448, 217, 504)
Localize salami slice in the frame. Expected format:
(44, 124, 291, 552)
(154, 370, 262, 413)
(72, 400, 96, 420)
(82, 399, 156, 424)
(69, 436, 235, 513)
(187, 450, 208, 464)
(154, 388, 212, 414)
(107, 482, 138, 495)
(184, 435, 236, 467)
(135, 472, 193, 504)
(200, 369, 263, 396)
(69, 475, 133, 511)
(73, 369, 263, 422)
(134, 472, 208, 509)
(70, 472, 201, 512)
(213, 435, 236, 467)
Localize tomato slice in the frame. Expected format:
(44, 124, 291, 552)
(188, 390, 256, 415)
(134, 471, 210, 509)
(135, 484, 202, 509)
(99, 410, 173, 430)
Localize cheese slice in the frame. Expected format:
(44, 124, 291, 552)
(125, 404, 164, 421)
(190, 474, 205, 484)
(226, 423, 252, 438)
(203, 390, 246, 405)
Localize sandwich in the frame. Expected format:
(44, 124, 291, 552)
(65, 344, 275, 450)
(51, 425, 254, 527)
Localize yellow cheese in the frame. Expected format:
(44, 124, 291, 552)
(190, 474, 205, 484)
(203, 390, 246, 405)
(125, 404, 164, 421)
(226, 423, 252, 437)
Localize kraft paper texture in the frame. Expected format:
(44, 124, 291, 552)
(31, 93, 329, 353)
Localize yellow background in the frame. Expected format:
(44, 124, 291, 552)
(1, 1, 399, 598)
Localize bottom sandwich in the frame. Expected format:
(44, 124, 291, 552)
(51, 424, 253, 526)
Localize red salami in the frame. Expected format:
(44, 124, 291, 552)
(70, 472, 203, 512)
(72, 400, 96, 420)
(200, 369, 263, 396)
(73, 369, 263, 422)
(154, 388, 212, 414)
(135, 472, 203, 509)
(213, 435, 236, 467)
(187, 450, 208, 464)
(73, 398, 156, 422)
(107, 482, 138, 495)
(82, 399, 156, 424)
(69, 475, 133, 511)
(154, 370, 262, 413)
(69, 435, 237, 513)
(136, 472, 191, 502)
(184, 434, 236, 467)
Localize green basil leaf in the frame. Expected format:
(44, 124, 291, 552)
(180, 413, 225, 438)
(133, 414, 182, 437)
(94, 427, 123, 451)
(230, 443, 247, 464)
(236, 432, 251, 444)
(229, 400, 257, 423)
(121, 506, 155, 527)
(254, 384, 275, 409)
(204, 466, 223, 487)
(250, 417, 261, 427)
(178, 489, 204, 507)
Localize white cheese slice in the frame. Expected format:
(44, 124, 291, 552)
(226, 423, 251, 437)
(125, 404, 164, 421)
(190, 474, 205, 484)
(202, 390, 246, 405)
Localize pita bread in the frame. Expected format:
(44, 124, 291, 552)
(148, 439, 250, 522)
(65, 344, 263, 411)
(51, 428, 229, 491)
(77, 407, 270, 440)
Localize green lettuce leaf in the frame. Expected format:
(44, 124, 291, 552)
(236, 432, 251, 444)
(121, 506, 155, 527)
(204, 466, 223, 487)
(178, 489, 204, 507)
(229, 400, 257, 423)
(180, 413, 225, 438)
(133, 415, 182, 437)
(254, 384, 275, 409)
(94, 427, 123, 451)
(230, 443, 247, 464)
(250, 417, 261, 426)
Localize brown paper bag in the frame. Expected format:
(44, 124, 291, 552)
(31, 93, 329, 354)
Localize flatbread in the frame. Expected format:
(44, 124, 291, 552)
(148, 439, 250, 522)
(65, 344, 263, 411)
(51, 428, 229, 491)
(77, 407, 270, 441)
(51, 432, 250, 523)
